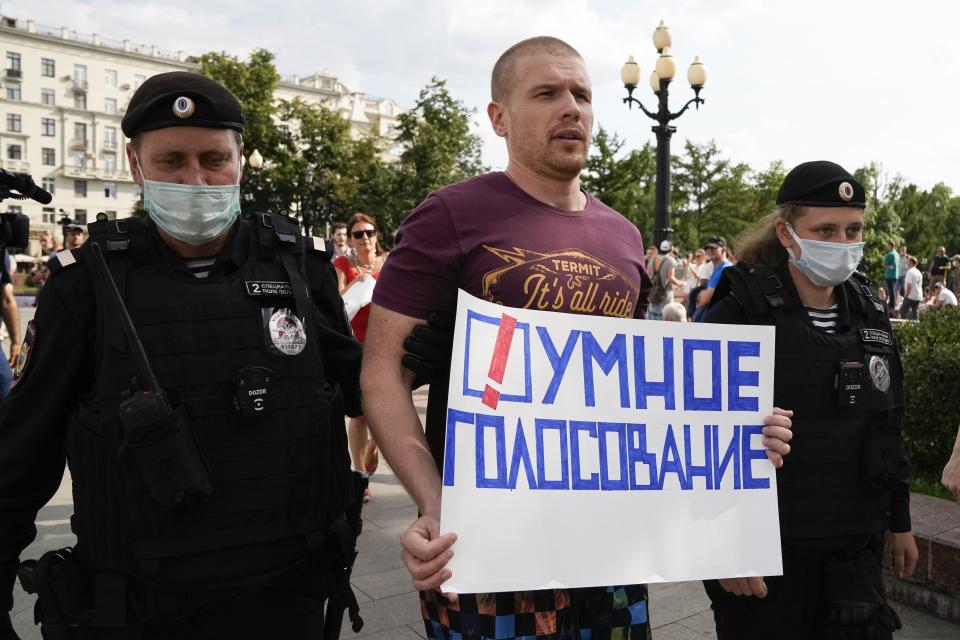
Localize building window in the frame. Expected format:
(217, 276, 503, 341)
(74, 209, 87, 224)
(7, 144, 22, 160)
(72, 152, 85, 169)
(5, 51, 20, 71)
(134, 74, 145, 88)
(103, 210, 117, 220)
(74, 93, 87, 110)
(42, 207, 56, 224)
(104, 98, 117, 115)
(41, 88, 55, 105)
(104, 182, 117, 198)
(6, 85, 20, 101)
(104, 69, 117, 87)
(103, 154, 116, 172)
(74, 122, 87, 140)
(73, 64, 87, 83)
(7, 205, 21, 214)
(6, 114, 20, 132)
(42, 148, 55, 166)
(103, 126, 117, 147)
(41, 118, 55, 136)
(74, 180, 87, 198)
(42, 178, 55, 194)
(41, 58, 55, 77)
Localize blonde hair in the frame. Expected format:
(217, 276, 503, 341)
(662, 302, 688, 322)
(735, 204, 806, 267)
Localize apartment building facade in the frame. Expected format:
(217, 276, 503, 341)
(0, 15, 401, 240)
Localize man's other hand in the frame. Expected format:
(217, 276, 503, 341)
(762, 407, 794, 468)
(400, 514, 458, 600)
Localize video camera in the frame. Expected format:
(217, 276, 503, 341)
(0, 168, 51, 250)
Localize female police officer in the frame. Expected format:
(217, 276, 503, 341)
(702, 161, 918, 639)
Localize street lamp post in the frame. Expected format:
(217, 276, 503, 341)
(621, 21, 707, 247)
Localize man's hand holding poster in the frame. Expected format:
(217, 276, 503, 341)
(440, 290, 781, 593)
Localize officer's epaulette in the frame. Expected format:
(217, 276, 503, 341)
(306, 235, 331, 260)
(47, 248, 85, 275)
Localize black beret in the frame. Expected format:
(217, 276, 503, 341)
(776, 161, 865, 209)
(121, 71, 245, 138)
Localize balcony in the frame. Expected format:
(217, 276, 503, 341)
(70, 78, 88, 93)
(4, 68, 21, 81)
(0, 160, 29, 173)
(101, 139, 118, 151)
(69, 137, 88, 151)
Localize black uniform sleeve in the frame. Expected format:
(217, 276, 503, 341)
(0, 262, 96, 613)
(305, 253, 362, 417)
(701, 291, 750, 325)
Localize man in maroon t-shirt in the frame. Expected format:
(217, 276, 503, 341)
(362, 37, 794, 640)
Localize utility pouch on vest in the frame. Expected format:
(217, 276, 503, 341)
(824, 548, 901, 639)
(20, 548, 94, 640)
(119, 390, 213, 509)
(90, 241, 214, 510)
(836, 361, 866, 409)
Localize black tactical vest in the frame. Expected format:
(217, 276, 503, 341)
(66, 215, 354, 592)
(717, 263, 905, 539)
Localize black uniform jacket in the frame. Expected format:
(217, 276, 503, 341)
(704, 265, 911, 534)
(0, 218, 362, 613)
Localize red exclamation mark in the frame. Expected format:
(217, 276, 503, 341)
(481, 313, 518, 410)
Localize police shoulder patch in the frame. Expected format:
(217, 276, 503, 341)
(11, 321, 37, 390)
(47, 249, 80, 275)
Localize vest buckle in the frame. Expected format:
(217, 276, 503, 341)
(763, 275, 785, 308)
(258, 213, 273, 229)
(113, 220, 129, 234)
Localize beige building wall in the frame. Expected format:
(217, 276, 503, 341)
(0, 16, 401, 242)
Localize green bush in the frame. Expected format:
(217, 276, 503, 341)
(893, 306, 960, 478)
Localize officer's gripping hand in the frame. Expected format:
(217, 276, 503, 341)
(0, 612, 22, 640)
(761, 407, 793, 468)
(401, 312, 455, 390)
(400, 513, 458, 601)
(717, 577, 767, 598)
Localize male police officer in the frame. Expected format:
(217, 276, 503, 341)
(0, 72, 364, 639)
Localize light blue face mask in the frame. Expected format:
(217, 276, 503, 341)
(785, 223, 864, 287)
(137, 153, 241, 246)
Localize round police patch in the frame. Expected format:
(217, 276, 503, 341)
(838, 181, 854, 202)
(11, 321, 37, 390)
(172, 96, 195, 119)
(868, 355, 890, 393)
(267, 308, 307, 356)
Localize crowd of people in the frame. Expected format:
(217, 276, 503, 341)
(0, 35, 957, 640)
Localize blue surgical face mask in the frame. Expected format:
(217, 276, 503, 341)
(137, 152, 241, 246)
(785, 222, 864, 287)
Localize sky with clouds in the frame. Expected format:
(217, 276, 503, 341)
(11, 0, 960, 190)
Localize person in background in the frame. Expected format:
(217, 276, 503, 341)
(928, 246, 949, 285)
(330, 221, 350, 260)
(661, 301, 687, 322)
(931, 281, 957, 308)
(334, 213, 387, 502)
(647, 240, 685, 320)
(902, 256, 923, 320)
(897, 245, 908, 301)
(703, 160, 915, 640)
(883, 240, 899, 307)
(693, 235, 732, 320)
(64, 224, 86, 250)
(0, 249, 19, 399)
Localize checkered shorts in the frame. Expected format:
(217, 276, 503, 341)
(420, 585, 650, 640)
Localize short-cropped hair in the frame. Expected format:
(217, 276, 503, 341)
(491, 36, 583, 102)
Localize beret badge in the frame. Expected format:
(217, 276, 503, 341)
(172, 96, 195, 119)
(838, 181, 854, 202)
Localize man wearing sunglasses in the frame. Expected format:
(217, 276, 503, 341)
(361, 37, 794, 640)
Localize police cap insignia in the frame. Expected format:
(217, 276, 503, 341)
(121, 71, 245, 137)
(172, 96, 195, 119)
(776, 161, 866, 209)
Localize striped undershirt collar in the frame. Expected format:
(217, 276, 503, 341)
(804, 304, 840, 333)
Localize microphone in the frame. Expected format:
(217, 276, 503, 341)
(0, 168, 53, 204)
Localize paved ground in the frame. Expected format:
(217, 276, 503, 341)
(8, 384, 958, 638)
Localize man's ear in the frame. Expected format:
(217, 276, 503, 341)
(488, 101, 507, 138)
(774, 219, 794, 253)
(126, 143, 143, 186)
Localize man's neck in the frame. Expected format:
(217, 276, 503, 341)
(504, 163, 586, 211)
(788, 262, 836, 308)
(712, 255, 725, 266)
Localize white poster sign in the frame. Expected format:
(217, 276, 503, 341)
(440, 289, 781, 593)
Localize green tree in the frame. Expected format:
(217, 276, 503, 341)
(195, 49, 283, 215)
(389, 77, 485, 230)
(855, 163, 903, 282)
(580, 127, 656, 237)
